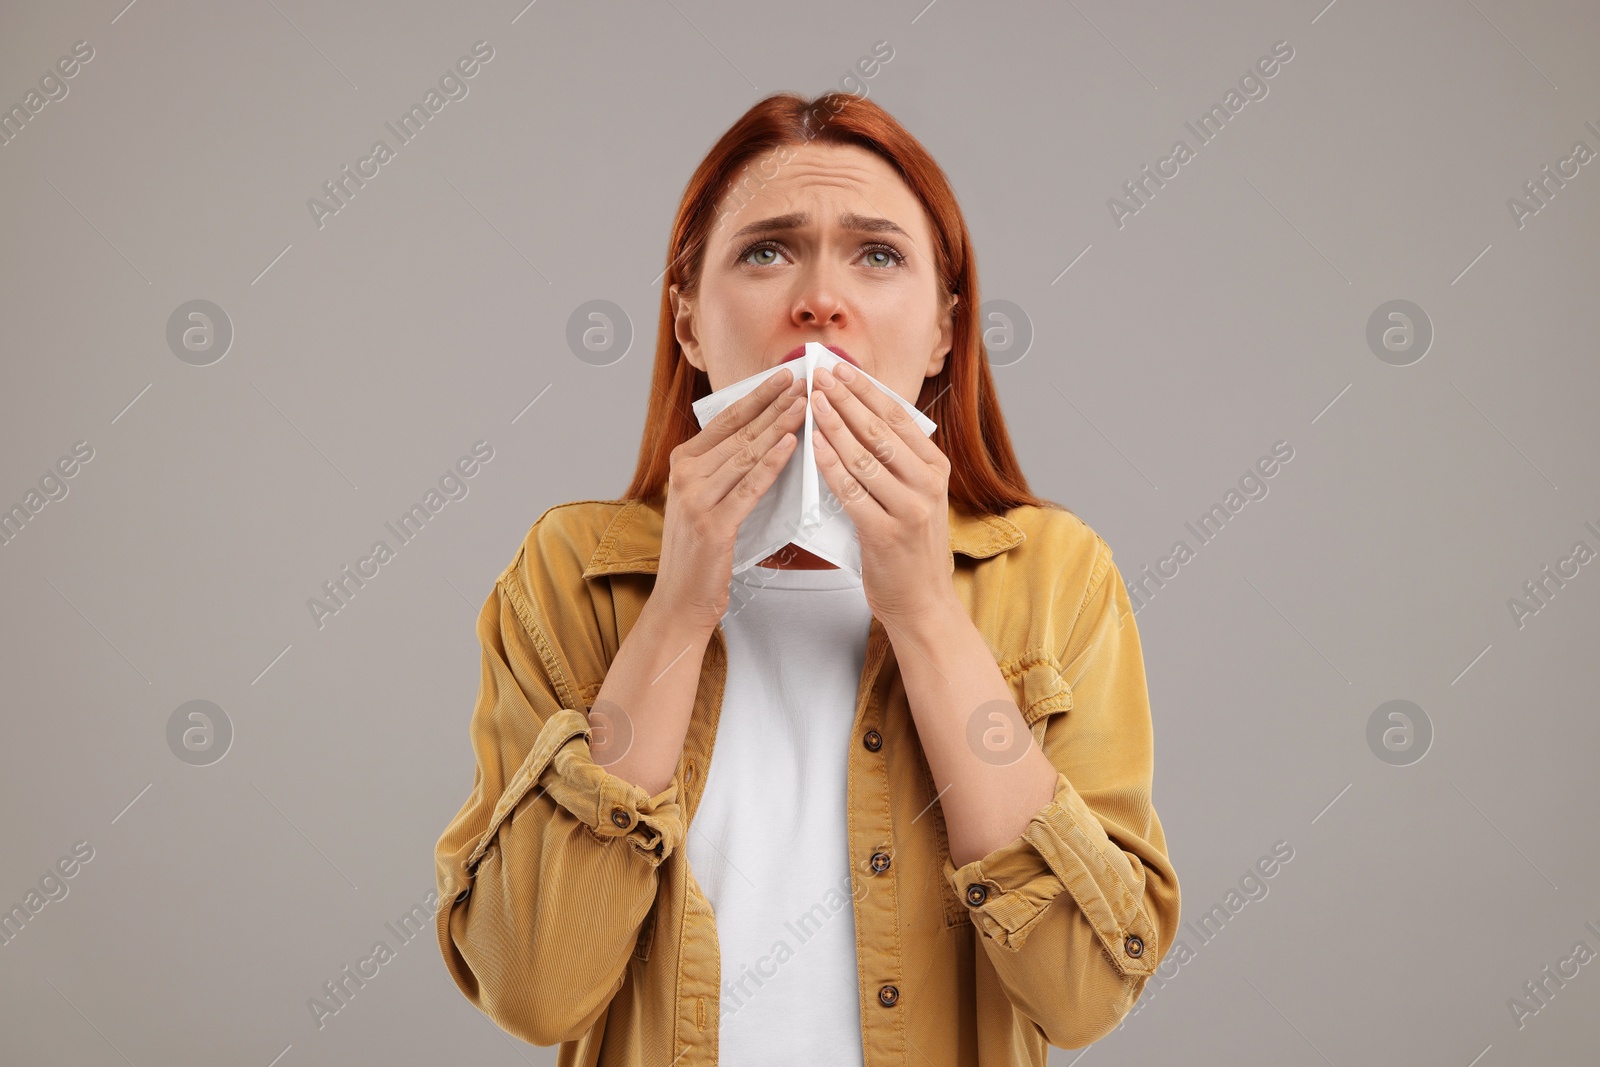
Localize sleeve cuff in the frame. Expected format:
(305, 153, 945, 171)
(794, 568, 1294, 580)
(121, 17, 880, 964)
(538, 710, 686, 867)
(943, 770, 1157, 976)
(457, 708, 686, 899)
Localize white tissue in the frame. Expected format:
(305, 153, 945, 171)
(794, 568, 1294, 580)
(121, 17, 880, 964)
(690, 342, 937, 577)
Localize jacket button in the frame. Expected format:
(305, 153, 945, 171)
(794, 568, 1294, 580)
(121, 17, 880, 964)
(1125, 934, 1145, 958)
(863, 730, 882, 751)
(870, 851, 891, 873)
(965, 883, 989, 906)
(877, 984, 899, 1007)
(610, 807, 632, 829)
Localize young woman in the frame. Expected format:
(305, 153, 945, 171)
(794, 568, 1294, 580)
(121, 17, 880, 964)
(434, 91, 1180, 1066)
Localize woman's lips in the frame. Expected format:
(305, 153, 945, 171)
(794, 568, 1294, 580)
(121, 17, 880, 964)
(781, 344, 859, 368)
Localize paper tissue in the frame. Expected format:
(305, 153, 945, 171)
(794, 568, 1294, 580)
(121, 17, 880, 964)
(691, 342, 937, 577)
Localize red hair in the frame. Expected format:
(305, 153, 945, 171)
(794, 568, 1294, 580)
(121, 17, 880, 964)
(622, 91, 1065, 518)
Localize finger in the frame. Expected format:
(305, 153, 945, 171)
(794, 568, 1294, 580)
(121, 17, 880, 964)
(810, 384, 915, 516)
(681, 367, 800, 459)
(818, 365, 944, 473)
(705, 393, 807, 504)
(810, 414, 888, 531)
(710, 419, 800, 526)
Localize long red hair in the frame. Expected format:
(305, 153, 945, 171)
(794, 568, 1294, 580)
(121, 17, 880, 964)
(623, 91, 1064, 518)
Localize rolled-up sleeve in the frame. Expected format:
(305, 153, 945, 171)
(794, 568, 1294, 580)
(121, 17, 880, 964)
(433, 562, 685, 1047)
(942, 537, 1181, 1049)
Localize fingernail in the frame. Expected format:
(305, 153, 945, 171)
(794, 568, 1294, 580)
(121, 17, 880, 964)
(816, 367, 834, 388)
(834, 361, 856, 382)
(786, 377, 805, 396)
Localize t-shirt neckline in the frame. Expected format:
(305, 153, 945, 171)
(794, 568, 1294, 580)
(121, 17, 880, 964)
(731, 562, 864, 591)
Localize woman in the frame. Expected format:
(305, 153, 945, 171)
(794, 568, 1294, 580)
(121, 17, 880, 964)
(434, 91, 1180, 1065)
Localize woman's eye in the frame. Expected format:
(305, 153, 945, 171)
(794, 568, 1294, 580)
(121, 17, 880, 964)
(742, 242, 786, 266)
(739, 240, 905, 268)
(862, 243, 906, 269)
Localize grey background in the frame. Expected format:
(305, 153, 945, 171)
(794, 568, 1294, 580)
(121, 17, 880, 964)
(2, 0, 1597, 1064)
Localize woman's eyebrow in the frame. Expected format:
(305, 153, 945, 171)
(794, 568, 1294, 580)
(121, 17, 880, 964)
(728, 211, 910, 240)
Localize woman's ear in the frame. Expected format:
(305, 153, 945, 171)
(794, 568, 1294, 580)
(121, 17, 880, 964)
(926, 291, 958, 378)
(670, 284, 704, 371)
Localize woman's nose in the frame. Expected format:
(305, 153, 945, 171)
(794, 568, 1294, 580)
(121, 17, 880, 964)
(791, 265, 846, 325)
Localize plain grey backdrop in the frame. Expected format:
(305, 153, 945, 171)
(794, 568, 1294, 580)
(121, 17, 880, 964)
(3, 0, 1598, 1064)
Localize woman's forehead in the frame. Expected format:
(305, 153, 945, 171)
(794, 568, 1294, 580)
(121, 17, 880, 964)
(713, 145, 928, 239)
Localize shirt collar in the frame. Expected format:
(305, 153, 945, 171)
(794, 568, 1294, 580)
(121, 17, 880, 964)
(582, 496, 1025, 579)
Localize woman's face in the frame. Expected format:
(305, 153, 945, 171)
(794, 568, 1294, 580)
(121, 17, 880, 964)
(670, 141, 956, 405)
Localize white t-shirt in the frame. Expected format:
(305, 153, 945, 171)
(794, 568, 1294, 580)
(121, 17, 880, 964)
(685, 560, 874, 1066)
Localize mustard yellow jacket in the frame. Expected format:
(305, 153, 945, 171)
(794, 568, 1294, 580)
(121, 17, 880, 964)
(433, 496, 1180, 1064)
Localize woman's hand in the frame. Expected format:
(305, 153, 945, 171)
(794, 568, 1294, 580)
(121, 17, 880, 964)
(808, 362, 957, 626)
(653, 367, 809, 636)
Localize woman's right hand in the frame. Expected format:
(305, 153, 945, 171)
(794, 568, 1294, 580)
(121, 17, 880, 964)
(651, 366, 809, 636)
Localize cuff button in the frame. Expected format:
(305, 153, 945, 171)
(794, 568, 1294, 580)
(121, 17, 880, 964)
(610, 807, 633, 828)
(964, 883, 989, 906)
(1124, 934, 1144, 958)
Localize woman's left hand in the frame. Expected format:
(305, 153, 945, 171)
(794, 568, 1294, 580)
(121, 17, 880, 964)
(809, 361, 957, 625)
